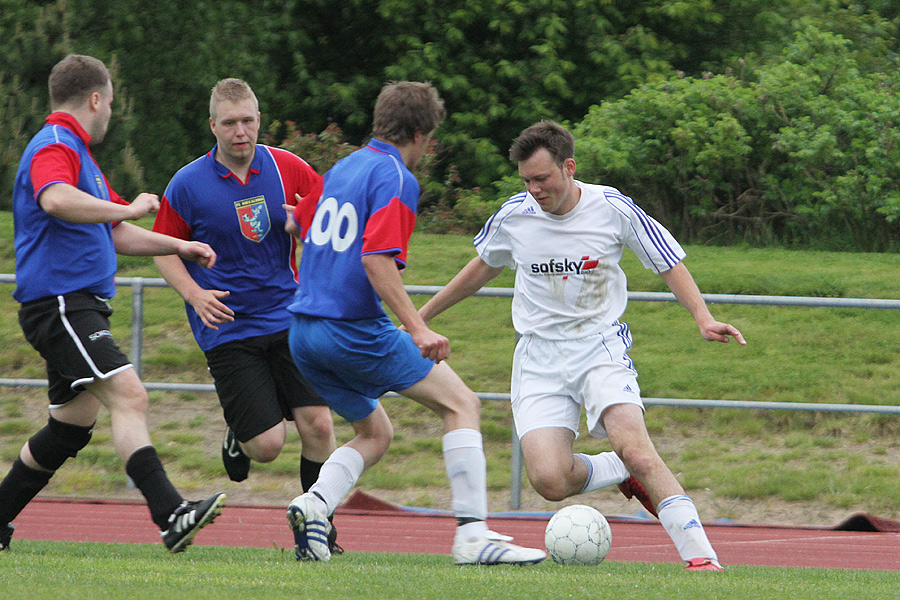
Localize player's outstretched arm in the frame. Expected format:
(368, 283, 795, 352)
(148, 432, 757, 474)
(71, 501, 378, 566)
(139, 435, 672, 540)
(112, 223, 216, 267)
(39, 184, 158, 223)
(659, 261, 746, 345)
(154, 255, 234, 330)
(419, 256, 504, 324)
(362, 252, 450, 363)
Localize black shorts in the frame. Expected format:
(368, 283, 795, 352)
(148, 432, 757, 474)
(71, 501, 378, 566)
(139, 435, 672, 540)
(18, 291, 132, 407)
(205, 330, 327, 442)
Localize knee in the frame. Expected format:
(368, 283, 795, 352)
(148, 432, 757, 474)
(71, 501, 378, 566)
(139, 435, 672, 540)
(616, 446, 662, 481)
(359, 413, 394, 459)
(298, 409, 335, 445)
(27, 417, 94, 471)
(117, 385, 149, 415)
(243, 431, 284, 463)
(529, 470, 571, 502)
(440, 389, 481, 425)
(459, 390, 481, 416)
(370, 419, 394, 455)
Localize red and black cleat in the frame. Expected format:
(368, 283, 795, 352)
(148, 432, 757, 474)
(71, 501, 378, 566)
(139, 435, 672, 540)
(617, 475, 658, 518)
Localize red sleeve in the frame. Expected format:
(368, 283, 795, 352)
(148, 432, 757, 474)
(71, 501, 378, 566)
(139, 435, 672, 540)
(30, 144, 81, 197)
(361, 197, 417, 268)
(269, 147, 324, 238)
(152, 197, 193, 240)
(32, 143, 129, 226)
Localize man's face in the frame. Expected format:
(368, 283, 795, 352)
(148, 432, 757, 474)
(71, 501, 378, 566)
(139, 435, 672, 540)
(90, 80, 114, 145)
(210, 97, 260, 166)
(517, 148, 578, 216)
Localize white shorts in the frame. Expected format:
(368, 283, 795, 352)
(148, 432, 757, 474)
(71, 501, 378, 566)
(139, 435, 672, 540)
(511, 322, 644, 440)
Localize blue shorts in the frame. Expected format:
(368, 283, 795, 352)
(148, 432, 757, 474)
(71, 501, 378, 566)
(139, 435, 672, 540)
(288, 314, 435, 422)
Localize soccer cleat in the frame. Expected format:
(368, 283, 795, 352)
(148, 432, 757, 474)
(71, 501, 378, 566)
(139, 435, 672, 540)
(162, 492, 227, 553)
(287, 493, 332, 562)
(0, 523, 13, 551)
(327, 519, 344, 556)
(617, 475, 658, 518)
(222, 426, 250, 482)
(684, 558, 725, 572)
(453, 530, 547, 565)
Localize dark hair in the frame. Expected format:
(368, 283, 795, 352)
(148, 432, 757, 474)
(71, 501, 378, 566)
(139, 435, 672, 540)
(209, 78, 258, 121)
(372, 81, 445, 145)
(48, 55, 111, 108)
(508, 120, 575, 165)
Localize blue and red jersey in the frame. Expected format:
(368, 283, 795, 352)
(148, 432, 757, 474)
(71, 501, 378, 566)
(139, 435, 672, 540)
(13, 113, 130, 303)
(153, 145, 322, 350)
(288, 139, 418, 320)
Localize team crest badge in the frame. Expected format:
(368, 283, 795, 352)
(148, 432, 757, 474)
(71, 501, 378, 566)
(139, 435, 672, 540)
(235, 196, 270, 242)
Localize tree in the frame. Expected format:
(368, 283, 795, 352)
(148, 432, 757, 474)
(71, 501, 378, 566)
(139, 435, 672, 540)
(572, 25, 900, 250)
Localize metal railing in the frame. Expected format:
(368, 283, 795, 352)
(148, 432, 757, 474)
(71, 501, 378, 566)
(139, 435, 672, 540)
(4, 274, 900, 509)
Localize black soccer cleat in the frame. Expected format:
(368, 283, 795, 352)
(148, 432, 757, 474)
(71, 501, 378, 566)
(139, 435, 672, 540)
(162, 492, 226, 553)
(222, 426, 250, 482)
(0, 523, 13, 551)
(328, 519, 344, 556)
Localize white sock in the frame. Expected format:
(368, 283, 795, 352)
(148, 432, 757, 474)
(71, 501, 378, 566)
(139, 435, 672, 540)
(575, 452, 630, 493)
(657, 495, 718, 562)
(306, 446, 365, 515)
(443, 428, 489, 540)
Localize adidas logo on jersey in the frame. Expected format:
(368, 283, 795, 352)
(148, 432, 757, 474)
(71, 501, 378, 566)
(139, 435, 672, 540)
(529, 256, 599, 276)
(521, 206, 536, 215)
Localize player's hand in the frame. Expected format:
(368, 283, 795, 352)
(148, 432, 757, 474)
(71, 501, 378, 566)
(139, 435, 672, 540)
(283, 202, 301, 237)
(176, 241, 217, 269)
(411, 327, 450, 363)
(128, 193, 160, 220)
(188, 288, 234, 330)
(699, 320, 746, 345)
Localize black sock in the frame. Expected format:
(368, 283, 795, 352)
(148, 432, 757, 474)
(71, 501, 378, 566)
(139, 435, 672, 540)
(0, 458, 53, 526)
(125, 446, 184, 529)
(300, 456, 324, 493)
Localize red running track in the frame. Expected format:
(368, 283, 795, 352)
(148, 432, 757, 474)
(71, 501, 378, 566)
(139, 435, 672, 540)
(10, 495, 900, 571)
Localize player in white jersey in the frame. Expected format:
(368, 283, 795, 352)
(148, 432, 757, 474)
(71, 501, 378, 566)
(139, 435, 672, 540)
(419, 120, 746, 572)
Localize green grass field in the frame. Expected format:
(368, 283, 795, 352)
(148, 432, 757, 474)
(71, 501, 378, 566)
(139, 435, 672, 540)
(3, 540, 898, 600)
(2, 212, 900, 522)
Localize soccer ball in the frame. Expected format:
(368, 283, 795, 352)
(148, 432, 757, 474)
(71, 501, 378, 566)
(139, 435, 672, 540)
(544, 504, 612, 566)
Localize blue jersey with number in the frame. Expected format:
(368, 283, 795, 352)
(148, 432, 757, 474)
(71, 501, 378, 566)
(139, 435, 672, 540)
(154, 145, 321, 350)
(288, 139, 418, 320)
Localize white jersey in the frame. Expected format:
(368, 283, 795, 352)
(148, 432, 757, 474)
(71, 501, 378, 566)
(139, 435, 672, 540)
(475, 181, 685, 340)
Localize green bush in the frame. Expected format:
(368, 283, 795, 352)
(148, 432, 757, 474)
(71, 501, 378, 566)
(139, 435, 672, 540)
(572, 25, 900, 250)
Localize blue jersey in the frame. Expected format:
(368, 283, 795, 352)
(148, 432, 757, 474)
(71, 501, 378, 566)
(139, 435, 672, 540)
(13, 113, 127, 303)
(154, 145, 322, 351)
(288, 139, 418, 320)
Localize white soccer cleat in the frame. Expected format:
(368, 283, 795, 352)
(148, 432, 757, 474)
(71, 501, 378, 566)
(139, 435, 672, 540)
(452, 530, 547, 565)
(287, 493, 332, 562)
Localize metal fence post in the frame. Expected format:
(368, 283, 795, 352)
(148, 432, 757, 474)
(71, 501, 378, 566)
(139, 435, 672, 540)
(126, 277, 144, 489)
(129, 277, 144, 378)
(509, 421, 523, 510)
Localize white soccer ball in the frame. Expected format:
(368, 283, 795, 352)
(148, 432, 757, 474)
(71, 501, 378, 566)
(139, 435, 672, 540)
(544, 504, 612, 566)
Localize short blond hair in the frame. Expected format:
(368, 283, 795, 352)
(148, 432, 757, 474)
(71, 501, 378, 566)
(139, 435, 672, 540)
(209, 78, 258, 121)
